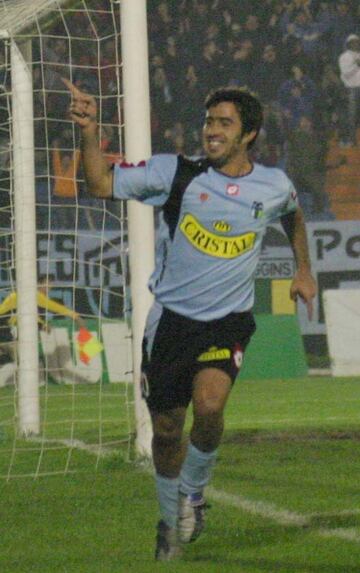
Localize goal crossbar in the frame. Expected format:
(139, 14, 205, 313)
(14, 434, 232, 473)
(0, 0, 78, 37)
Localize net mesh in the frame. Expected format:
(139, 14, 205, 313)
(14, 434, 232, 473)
(0, 0, 135, 478)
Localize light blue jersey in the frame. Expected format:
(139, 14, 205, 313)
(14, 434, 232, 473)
(113, 154, 298, 321)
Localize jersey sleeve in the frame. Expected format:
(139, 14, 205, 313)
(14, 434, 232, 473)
(112, 154, 178, 206)
(279, 174, 299, 216)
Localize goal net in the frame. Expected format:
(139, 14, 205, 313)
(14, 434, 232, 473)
(0, 0, 153, 478)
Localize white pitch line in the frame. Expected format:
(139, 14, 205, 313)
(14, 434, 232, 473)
(30, 436, 119, 458)
(319, 528, 360, 543)
(207, 487, 308, 527)
(207, 487, 360, 544)
(226, 415, 360, 426)
(30, 437, 360, 544)
(309, 508, 360, 518)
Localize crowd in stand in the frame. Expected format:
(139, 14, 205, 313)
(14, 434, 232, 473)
(1, 0, 359, 227)
(147, 0, 360, 219)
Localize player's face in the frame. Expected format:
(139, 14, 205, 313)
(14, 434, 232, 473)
(202, 102, 253, 170)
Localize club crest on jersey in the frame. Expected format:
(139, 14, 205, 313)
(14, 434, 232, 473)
(200, 193, 209, 202)
(251, 201, 264, 219)
(213, 220, 232, 233)
(226, 184, 240, 196)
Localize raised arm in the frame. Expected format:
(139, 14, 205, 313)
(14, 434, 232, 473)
(63, 78, 113, 198)
(280, 207, 317, 319)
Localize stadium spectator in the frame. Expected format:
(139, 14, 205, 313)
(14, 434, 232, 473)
(278, 64, 318, 122)
(291, 9, 325, 56)
(163, 121, 187, 154)
(316, 1, 335, 43)
(332, 1, 356, 58)
(285, 115, 337, 218)
(180, 64, 205, 152)
(226, 40, 254, 89)
(183, 0, 209, 51)
(149, 1, 177, 46)
(264, 1, 285, 46)
(50, 130, 80, 228)
(241, 14, 264, 60)
(98, 38, 118, 96)
(253, 102, 286, 167)
(150, 63, 175, 135)
(52, 142, 80, 199)
(66, 79, 317, 562)
(319, 62, 348, 139)
(162, 36, 184, 97)
(251, 44, 285, 104)
(338, 33, 360, 146)
(279, 80, 315, 129)
(198, 40, 226, 91)
(226, 21, 243, 53)
(281, 35, 312, 75)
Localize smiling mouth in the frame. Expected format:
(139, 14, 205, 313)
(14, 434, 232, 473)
(207, 140, 224, 152)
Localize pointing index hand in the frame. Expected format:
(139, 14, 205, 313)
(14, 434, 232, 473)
(62, 77, 97, 129)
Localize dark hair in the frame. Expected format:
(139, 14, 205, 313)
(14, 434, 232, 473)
(205, 87, 263, 148)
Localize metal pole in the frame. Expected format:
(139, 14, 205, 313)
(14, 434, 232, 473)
(120, 0, 154, 457)
(11, 39, 40, 435)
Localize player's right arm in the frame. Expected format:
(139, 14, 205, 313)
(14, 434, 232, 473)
(63, 78, 113, 198)
(64, 79, 178, 203)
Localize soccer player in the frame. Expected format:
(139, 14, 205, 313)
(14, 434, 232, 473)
(65, 80, 317, 560)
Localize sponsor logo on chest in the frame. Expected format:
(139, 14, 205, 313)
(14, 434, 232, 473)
(180, 213, 256, 259)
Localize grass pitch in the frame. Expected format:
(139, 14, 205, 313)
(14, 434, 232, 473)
(1, 376, 360, 572)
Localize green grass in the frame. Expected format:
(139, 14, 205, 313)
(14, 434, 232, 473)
(0, 383, 135, 477)
(1, 377, 360, 572)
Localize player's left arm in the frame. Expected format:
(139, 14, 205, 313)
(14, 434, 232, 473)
(280, 207, 317, 319)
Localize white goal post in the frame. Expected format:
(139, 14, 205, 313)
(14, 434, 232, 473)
(0, 0, 153, 461)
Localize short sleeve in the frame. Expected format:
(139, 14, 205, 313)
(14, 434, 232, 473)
(280, 175, 299, 216)
(112, 154, 178, 206)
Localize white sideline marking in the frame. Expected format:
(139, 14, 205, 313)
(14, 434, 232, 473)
(30, 437, 119, 458)
(32, 437, 360, 544)
(226, 415, 360, 426)
(309, 508, 360, 518)
(207, 487, 360, 544)
(207, 487, 308, 527)
(319, 528, 360, 542)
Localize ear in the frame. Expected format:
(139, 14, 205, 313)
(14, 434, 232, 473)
(243, 130, 258, 146)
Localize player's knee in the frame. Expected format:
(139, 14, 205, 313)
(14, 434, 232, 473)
(191, 411, 224, 451)
(151, 411, 184, 447)
(194, 397, 225, 419)
(152, 428, 182, 450)
(193, 408, 224, 440)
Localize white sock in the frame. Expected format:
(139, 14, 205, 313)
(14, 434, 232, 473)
(180, 442, 217, 496)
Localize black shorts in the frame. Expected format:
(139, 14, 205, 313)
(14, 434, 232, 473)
(141, 307, 256, 412)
